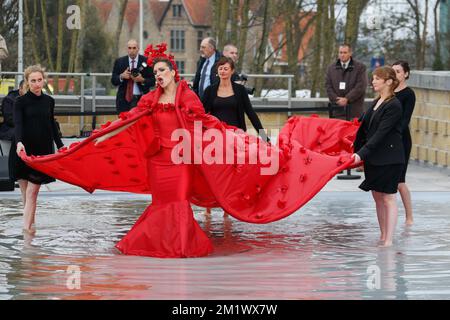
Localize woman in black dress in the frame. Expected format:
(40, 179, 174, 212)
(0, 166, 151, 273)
(392, 60, 416, 226)
(353, 66, 404, 247)
(201, 57, 268, 141)
(11, 65, 64, 233)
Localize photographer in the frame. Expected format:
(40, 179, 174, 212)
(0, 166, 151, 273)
(111, 39, 155, 113)
(202, 57, 268, 141)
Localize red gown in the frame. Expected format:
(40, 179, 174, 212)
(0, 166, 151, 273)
(20, 81, 359, 258)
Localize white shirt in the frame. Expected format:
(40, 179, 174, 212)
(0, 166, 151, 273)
(128, 56, 142, 95)
(201, 54, 216, 92)
(341, 61, 349, 70)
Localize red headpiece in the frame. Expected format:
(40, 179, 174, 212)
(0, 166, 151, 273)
(144, 43, 180, 83)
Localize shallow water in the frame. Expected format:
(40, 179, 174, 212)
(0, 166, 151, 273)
(0, 191, 449, 300)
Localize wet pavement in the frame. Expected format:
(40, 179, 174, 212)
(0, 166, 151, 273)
(0, 162, 449, 300)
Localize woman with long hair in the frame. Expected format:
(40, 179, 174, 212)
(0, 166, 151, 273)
(353, 66, 404, 247)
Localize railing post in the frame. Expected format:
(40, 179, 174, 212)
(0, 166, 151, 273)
(80, 75, 85, 135)
(92, 75, 96, 130)
(288, 76, 292, 117)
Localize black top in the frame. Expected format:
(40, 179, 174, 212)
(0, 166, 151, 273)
(354, 97, 405, 165)
(10, 91, 64, 184)
(0, 89, 19, 140)
(14, 91, 64, 152)
(211, 95, 240, 127)
(395, 87, 416, 134)
(202, 81, 268, 141)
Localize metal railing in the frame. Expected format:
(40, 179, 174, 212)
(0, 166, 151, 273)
(1, 71, 299, 130)
(0, 71, 295, 104)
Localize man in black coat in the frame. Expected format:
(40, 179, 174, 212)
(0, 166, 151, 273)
(192, 37, 222, 99)
(111, 39, 155, 113)
(0, 80, 25, 141)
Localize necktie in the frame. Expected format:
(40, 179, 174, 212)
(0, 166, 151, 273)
(199, 59, 210, 98)
(125, 59, 135, 103)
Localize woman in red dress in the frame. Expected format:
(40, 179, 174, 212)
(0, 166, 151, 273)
(20, 44, 360, 258)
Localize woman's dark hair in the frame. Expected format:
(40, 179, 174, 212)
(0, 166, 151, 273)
(392, 60, 410, 79)
(153, 57, 174, 70)
(217, 56, 235, 70)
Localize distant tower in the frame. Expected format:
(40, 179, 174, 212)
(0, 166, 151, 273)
(441, 0, 449, 67)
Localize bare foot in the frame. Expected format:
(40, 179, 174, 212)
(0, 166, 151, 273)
(22, 226, 36, 235)
(405, 219, 414, 226)
(378, 241, 393, 247)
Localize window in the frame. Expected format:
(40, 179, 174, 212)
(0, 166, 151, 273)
(170, 30, 185, 52)
(197, 31, 204, 49)
(176, 60, 185, 74)
(172, 4, 183, 17)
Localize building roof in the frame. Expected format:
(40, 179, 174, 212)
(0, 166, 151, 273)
(92, 0, 170, 30)
(149, 0, 170, 26)
(182, 0, 212, 27)
(92, 0, 113, 23)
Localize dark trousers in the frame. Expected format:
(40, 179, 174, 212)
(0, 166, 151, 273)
(117, 95, 142, 113)
(328, 103, 352, 120)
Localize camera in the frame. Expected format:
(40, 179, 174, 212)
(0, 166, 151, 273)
(235, 73, 255, 95)
(130, 62, 148, 78)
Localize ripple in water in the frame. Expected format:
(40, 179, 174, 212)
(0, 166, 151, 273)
(0, 192, 449, 299)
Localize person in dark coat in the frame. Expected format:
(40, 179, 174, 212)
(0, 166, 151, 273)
(353, 66, 404, 247)
(326, 44, 368, 119)
(192, 37, 222, 99)
(392, 60, 416, 226)
(0, 80, 25, 141)
(201, 57, 268, 141)
(111, 39, 155, 113)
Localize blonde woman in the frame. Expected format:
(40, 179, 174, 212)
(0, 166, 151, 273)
(11, 65, 64, 233)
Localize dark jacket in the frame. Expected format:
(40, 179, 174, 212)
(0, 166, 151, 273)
(192, 51, 222, 97)
(325, 57, 368, 118)
(354, 97, 405, 166)
(201, 81, 268, 141)
(111, 54, 155, 112)
(0, 89, 19, 140)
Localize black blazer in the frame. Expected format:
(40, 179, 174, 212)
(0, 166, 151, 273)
(192, 51, 222, 96)
(201, 81, 268, 141)
(111, 54, 155, 112)
(354, 97, 405, 165)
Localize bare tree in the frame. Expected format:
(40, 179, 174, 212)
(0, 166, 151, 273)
(237, 0, 251, 71)
(281, 0, 316, 97)
(406, 0, 429, 69)
(433, 0, 443, 70)
(54, 0, 65, 94)
(251, 0, 273, 96)
(310, 0, 335, 97)
(113, 0, 129, 59)
(344, 0, 370, 48)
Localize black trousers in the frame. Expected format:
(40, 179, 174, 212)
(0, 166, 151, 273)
(117, 95, 142, 113)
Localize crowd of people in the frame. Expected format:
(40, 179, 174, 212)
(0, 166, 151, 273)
(0, 33, 417, 256)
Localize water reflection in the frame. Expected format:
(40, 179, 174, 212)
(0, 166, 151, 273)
(0, 192, 450, 299)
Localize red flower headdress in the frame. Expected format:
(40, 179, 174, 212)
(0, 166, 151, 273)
(144, 43, 180, 83)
